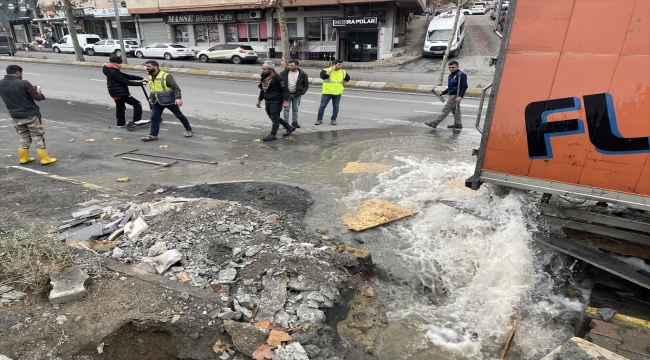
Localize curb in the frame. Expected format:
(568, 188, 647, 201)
(0, 55, 490, 98)
(585, 306, 650, 331)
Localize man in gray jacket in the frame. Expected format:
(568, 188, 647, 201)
(0, 65, 57, 165)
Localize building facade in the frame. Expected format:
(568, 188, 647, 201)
(127, 0, 425, 61)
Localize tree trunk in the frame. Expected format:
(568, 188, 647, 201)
(274, 1, 290, 70)
(437, 0, 463, 86)
(62, 0, 85, 62)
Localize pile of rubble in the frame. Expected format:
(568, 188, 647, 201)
(59, 196, 373, 359)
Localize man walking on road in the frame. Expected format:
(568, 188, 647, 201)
(280, 60, 309, 128)
(426, 61, 468, 129)
(317, 59, 350, 126)
(141, 60, 194, 142)
(256, 60, 295, 142)
(103, 54, 148, 128)
(0, 65, 57, 165)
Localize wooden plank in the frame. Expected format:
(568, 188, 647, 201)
(342, 162, 391, 174)
(341, 199, 418, 232)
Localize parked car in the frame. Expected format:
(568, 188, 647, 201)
(491, 2, 509, 19)
(0, 32, 16, 55)
(465, 2, 489, 15)
(196, 44, 258, 64)
(423, 12, 466, 57)
(435, 6, 457, 15)
(85, 39, 140, 57)
(52, 34, 101, 54)
(135, 44, 196, 60)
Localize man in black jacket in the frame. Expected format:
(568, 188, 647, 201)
(279, 60, 309, 128)
(103, 54, 148, 127)
(256, 60, 295, 142)
(0, 64, 56, 165)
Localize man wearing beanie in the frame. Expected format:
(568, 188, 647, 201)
(256, 60, 295, 141)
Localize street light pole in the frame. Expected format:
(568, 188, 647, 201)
(111, 0, 127, 64)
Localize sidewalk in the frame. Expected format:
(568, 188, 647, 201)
(0, 54, 489, 98)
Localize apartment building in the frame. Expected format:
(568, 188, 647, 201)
(127, 0, 425, 62)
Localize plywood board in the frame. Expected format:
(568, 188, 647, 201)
(342, 162, 391, 174)
(341, 199, 418, 232)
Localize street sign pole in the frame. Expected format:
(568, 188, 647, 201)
(111, 0, 127, 64)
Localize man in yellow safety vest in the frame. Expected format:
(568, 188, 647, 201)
(316, 59, 350, 126)
(141, 60, 194, 142)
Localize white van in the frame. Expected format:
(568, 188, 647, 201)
(422, 12, 466, 57)
(53, 34, 101, 54)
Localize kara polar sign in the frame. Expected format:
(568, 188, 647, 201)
(332, 17, 379, 28)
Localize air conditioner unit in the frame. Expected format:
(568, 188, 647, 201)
(121, 1, 127, 7)
(249, 10, 261, 19)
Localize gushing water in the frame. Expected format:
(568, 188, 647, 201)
(343, 156, 583, 359)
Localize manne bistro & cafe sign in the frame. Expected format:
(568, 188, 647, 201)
(165, 12, 235, 24)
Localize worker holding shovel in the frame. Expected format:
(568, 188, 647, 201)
(426, 60, 468, 130)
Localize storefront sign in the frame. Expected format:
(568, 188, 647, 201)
(165, 12, 235, 24)
(93, 8, 130, 17)
(72, 9, 86, 17)
(332, 17, 379, 28)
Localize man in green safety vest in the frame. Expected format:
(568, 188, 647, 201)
(316, 59, 350, 126)
(141, 60, 194, 142)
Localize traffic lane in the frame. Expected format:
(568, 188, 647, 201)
(0, 98, 482, 191)
(7, 62, 487, 132)
(25, 51, 494, 87)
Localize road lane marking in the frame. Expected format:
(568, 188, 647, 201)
(24, 72, 40, 75)
(90, 79, 105, 82)
(214, 91, 315, 103)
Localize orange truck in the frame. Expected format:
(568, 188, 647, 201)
(466, 0, 650, 287)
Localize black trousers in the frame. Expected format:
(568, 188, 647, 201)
(115, 95, 143, 126)
(265, 102, 291, 135)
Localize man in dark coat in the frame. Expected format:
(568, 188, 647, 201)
(256, 60, 295, 142)
(279, 60, 309, 128)
(102, 54, 148, 127)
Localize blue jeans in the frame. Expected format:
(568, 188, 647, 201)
(283, 93, 301, 124)
(317, 94, 341, 120)
(149, 103, 192, 137)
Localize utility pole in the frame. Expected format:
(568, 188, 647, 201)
(437, 0, 462, 86)
(111, 0, 127, 63)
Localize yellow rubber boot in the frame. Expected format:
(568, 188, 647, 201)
(17, 148, 35, 164)
(36, 149, 57, 165)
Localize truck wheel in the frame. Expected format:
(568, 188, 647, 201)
(53, 47, 61, 53)
(199, 54, 209, 63)
(231, 55, 242, 64)
(86, 49, 95, 56)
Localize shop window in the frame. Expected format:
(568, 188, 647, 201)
(194, 24, 221, 45)
(237, 23, 248, 42)
(174, 25, 189, 43)
(248, 23, 259, 42)
(226, 24, 237, 42)
(274, 21, 298, 38)
(306, 18, 335, 41)
(259, 21, 267, 40)
(208, 24, 220, 43)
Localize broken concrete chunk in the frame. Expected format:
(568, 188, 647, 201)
(258, 274, 289, 321)
(59, 222, 104, 242)
(135, 262, 157, 274)
(0, 355, 14, 360)
(0, 285, 14, 295)
(49, 267, 91, 304)
(107, 228, 125, 241)
(296, 304, 326, 324)
(218, 268, 237, 282)
(233, 300, 253, 321)
(218, 310, 236, 320)
(287, 276, 319, 291)
(1, 290, 27, 301)
(245, 245, 264, 257)
(235, 294, 259, 310)
(71, 207, 104, 220)
(142, 249, 182, 274)
(223, 320, 269, 357)
(597, 308, 617, 322)
(147, 241, 168, 257)
(128, 217, 149, 241)
(120, 210, 135, 226)
(274, 342, 309, 360)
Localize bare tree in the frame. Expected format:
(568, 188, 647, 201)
(437, 0, 462, 86)
(61, 0, 87, 61)
(266, 0, 292, 70)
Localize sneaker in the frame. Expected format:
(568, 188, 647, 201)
(447, 124, 463, 129)
(283, 126, 296, 137)
(141, 135, 158, 142)
(292, 123, 301, 128)
(184, 130, 194, 138)
(116, 125, 126, 128)
(425, 122, 438, 129)
(315, 119, 322, 125)
(331, 120, 337, 125)
(262, 134, 277, 142)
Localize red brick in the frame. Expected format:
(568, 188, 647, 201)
(617, 348, 650, 360)
(590, 319, 623, 341)
(587, 333, 622, 353)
